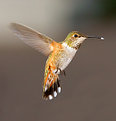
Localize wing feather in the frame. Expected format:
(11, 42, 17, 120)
(10, 23, 54, 55)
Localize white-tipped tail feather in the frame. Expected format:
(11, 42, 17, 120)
(53, 91, 57, 97)
(48, 95, 53, 100)
(58, 87, 61, 93)
(100, 37, 104, 40)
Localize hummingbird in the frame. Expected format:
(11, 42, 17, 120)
(10, 23, 104, 100)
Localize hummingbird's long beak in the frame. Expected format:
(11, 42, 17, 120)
(87, 36, 104, 40)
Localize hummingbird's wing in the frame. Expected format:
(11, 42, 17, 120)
(10, 23, 55, 55)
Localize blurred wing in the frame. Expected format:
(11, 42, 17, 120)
(10, 23, 55, 55)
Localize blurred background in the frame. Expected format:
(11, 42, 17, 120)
(0, 0, 116, 121)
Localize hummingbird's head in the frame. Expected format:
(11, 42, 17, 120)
(64, 31, 87, 49)
(64, 31, 104, 49)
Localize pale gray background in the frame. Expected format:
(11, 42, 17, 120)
(0, 0, 116, 121)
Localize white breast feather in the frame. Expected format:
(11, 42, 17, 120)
(60, 43, 77, 71)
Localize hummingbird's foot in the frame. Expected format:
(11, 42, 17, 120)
(55, 67, 61, 74)
(55, 67, 66, 76)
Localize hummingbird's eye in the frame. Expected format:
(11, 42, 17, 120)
(73, 34, 78, 38)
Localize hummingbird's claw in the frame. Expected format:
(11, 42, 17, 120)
(55, 67, 66, 77)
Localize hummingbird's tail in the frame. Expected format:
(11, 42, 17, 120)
(42, 65, 62, 100)
(43, 79, 61, 100)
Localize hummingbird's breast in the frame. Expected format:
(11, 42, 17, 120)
(57, 42, 77, 71)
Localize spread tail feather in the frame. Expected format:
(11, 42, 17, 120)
(43, 79, 61, 100)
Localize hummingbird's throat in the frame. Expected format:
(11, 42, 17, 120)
(73, 37, 86, 49)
